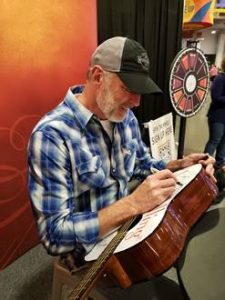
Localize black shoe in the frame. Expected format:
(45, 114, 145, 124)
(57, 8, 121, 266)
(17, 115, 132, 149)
(214, 168, 225, 192)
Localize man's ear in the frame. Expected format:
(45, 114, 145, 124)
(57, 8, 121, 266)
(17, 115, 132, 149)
(90, 65, 104, 85)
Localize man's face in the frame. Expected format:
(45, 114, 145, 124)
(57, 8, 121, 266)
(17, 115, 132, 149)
(96, 72, 141, 122)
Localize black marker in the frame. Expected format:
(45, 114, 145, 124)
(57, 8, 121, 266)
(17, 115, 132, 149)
(150, 167, 183, 186)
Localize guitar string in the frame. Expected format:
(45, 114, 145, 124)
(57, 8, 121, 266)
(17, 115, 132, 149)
(68, 224, 133, 298)
(67, 238, 129, 299)
(67, 217, 135, 299)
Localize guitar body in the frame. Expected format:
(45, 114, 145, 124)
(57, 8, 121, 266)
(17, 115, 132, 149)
(108, 167, 218, 285)
(68, 166, 218, 299)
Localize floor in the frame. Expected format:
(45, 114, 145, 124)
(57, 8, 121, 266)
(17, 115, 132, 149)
(1, 94, 225, 300)
(175, 91, 210, 156)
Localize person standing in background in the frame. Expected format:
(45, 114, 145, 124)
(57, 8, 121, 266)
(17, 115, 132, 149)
(205, 58, 225, 191)
(209, 63, 218, 82)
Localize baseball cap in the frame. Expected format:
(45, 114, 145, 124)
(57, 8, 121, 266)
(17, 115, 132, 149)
(91, 36, 162, 94)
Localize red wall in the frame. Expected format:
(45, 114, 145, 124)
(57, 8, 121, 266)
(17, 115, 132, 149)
(0, 1, 97, 270)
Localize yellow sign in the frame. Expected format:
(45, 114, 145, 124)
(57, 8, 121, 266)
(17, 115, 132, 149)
(183, 0, 216, 30)
(184, 0, 196, 23)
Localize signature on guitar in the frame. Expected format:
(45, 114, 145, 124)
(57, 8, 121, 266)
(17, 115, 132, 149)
(85, 164, 202, 262)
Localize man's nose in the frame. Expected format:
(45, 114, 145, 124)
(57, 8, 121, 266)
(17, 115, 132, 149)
(130, 94, 141, 107)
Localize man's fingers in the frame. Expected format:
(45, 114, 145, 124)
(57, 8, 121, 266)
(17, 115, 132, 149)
(200, 156, 215, 165)
(149, 169, 177, 181)
(205, 164, 217, 183)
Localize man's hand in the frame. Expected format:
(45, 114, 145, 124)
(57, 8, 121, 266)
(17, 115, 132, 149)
(127, 169, 177, 214)
(167, 153, 216, 183)
(98, 169, 177, 238)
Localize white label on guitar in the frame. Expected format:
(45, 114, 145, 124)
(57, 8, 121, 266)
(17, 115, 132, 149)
(85, 164, 201, 262)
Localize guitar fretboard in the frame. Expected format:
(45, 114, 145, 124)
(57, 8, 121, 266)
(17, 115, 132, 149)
(67, 217, 135, 300)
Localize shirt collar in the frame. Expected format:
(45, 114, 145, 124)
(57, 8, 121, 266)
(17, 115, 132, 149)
(64, 85, 94, 129)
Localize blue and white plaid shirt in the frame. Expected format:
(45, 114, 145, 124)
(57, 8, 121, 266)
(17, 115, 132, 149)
(28, 86, 166, 257)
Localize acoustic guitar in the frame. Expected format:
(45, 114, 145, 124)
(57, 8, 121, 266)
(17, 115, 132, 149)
(67, 164, 218, 300)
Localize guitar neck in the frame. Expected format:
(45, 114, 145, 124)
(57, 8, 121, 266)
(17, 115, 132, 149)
(67, 217, 135, 300)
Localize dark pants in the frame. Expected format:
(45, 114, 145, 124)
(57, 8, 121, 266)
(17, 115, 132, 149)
(204, 120, 225, 168)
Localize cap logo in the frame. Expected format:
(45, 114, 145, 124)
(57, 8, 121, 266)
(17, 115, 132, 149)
(137, 53, 149, 71)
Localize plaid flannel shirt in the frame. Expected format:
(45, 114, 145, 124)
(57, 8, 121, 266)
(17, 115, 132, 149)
(28, 86, 166, 257)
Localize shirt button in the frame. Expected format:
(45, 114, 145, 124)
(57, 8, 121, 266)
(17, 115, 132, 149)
(112, 168, 116, 173)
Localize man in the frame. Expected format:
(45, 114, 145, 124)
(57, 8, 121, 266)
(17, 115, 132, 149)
(28, 36, 215, 270)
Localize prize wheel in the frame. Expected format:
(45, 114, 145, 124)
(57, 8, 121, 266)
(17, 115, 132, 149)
(169, 47, 210, 118)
